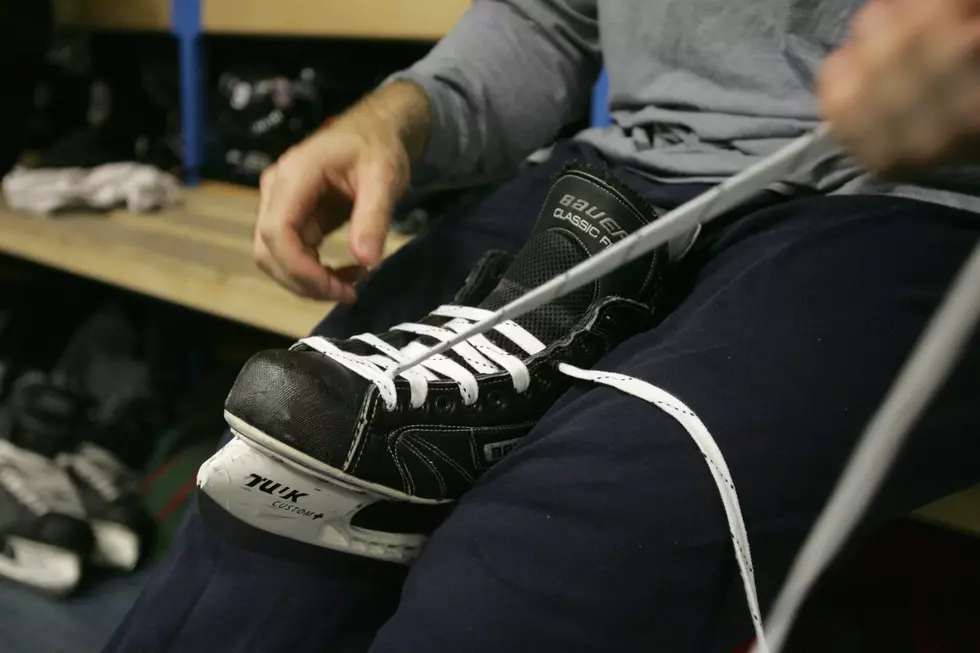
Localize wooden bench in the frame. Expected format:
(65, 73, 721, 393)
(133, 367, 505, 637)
(0, 182, 408, 338)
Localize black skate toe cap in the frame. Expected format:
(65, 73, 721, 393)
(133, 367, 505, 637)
(225, 348, 368, 467)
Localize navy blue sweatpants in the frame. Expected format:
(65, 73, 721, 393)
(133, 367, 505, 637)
(105, 142, 980, 653)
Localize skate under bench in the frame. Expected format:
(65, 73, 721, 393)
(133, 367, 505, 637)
(0, 181, 409, 338)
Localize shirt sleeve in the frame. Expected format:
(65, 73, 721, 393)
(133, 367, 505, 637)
(389, 0, 601, 184)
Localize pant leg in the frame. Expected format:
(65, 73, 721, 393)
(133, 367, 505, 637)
(365, 194, 980, 653)
(102, 142, 617, 653)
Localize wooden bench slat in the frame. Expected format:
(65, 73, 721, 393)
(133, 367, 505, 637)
(0, 183, 408, 338)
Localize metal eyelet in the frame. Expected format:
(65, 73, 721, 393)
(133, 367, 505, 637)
(486, 390, 505, 410)
(536, 367, 554, 390)
(433, 394, 454, 414)
(392, 394, 414, 413)
(577, 336, 601, 359)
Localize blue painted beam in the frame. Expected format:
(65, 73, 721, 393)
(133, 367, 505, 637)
(590, 68, 611, 128)
(172, 0, 204, 185)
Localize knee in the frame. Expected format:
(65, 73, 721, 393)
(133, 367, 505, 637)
(449, 384, 735, 571)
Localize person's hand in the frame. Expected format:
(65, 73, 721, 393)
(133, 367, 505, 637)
(819, 0, 980, 176)
(254, 81, 430, 302)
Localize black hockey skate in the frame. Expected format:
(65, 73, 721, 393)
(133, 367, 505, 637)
(0, 375, 93, 595)
(199, 164, 669, 563)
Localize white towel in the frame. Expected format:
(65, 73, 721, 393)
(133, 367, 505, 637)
(2, 163, 180, 215)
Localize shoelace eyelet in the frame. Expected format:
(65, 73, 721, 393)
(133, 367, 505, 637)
(433, 394, 455, 414)
(486, 390, 506, 410)
(307, 304, 539, 422)
(577, 336, 602, 359)
(537, 370, 554, 390)
(386, 395, 410, 413)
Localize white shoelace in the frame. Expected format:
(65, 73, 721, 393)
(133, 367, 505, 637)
(316, 129, 977, 652)
(560, 365, 768, 652)
(0, 440, 85, 518)
(297, 302, 766, 648)
(298, 305, 546, 411)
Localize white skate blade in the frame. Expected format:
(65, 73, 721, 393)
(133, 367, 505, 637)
(197, 435, 427, 564)
(90, 520, 140, 571)
(0, 536, 83, 595)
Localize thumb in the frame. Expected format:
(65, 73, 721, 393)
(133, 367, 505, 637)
(349, 162, 403, 269)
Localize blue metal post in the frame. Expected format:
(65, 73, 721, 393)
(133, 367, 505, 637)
(173, 0, 204, 185)
(590, 68, 612, 128)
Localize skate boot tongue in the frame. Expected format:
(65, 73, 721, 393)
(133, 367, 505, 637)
(478, 164, 665, 345)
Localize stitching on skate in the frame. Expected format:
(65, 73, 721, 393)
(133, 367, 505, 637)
(410, 436, 477, 485)
(352, 371, 531, 475)
(520, 297, 628, 370)
(575, 174, 660, 297)
(637, 250, 663, 299)
(387, 421, 538, 438)
(405, 438, 447, 496)
(386, 430, 414, 495)
(401, 438, 447, 497)
(466, 438, 485, 472)
(346, 389, 379, 472)
(575, 176, 648, 226)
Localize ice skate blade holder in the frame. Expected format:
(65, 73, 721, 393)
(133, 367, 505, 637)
(197, 434, 428, 564)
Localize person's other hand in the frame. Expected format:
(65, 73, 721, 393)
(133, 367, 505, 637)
(819, 0, 980, 176)
(254, 81, 430, 302)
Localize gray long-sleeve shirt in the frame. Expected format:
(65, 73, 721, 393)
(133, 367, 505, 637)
(395, 0, 980, 213)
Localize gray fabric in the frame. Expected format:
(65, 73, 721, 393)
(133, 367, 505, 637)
(392, 0, 980, 213)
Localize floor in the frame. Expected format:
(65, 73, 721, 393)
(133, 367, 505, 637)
(0, 569, 149, 653)
(0, 520, 977, 652)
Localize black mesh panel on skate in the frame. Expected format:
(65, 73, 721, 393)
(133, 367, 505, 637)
(479, 229, 596, 346)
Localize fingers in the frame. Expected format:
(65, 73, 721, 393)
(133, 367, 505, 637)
(284, 228, 359, 302)
(821, 0, 980, 174)
(254, 159, 358, 302)
(252, 234, 313, 297)
(333, 263, 370, 286)
(252, 122, 410, 301)
(254, 225, 358, 303)
(348, 159, 406, 269)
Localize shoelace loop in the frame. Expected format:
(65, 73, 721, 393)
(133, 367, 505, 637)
(299, 305, 545, 412)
